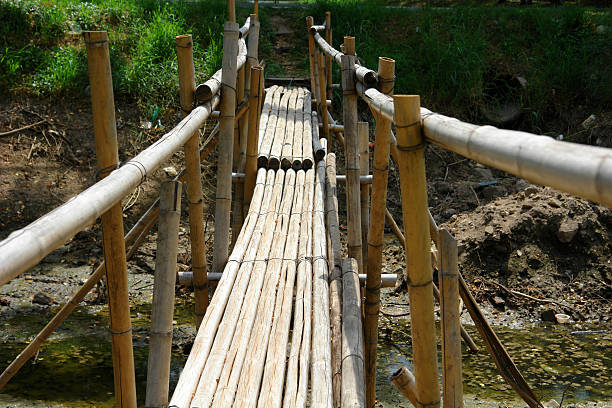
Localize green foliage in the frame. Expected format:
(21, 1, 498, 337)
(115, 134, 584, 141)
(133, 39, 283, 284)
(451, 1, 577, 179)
(31, 46, 87, 94)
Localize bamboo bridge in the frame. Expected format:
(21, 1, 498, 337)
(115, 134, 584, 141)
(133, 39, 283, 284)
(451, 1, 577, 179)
(0, 2, 611, 408)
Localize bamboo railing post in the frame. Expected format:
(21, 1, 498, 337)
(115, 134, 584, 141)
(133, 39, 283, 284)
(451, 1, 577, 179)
(306, 17, 318, 105)
(232, 63, 246, 248)
(391, 367, 418, 407)
(228, 0, 235, 23)
(84, 30, 136, 408)
(364, 56, 395, 408)
(146, 181, 182, 408)
(394, 95, 440, 408)
(213, 21, 239, 274)
(340, 37, 363, 275)
(325, 11, 332, 100)
(254, 0, 258, 16)
(245, 65, 263, 210)
(358, 122, 369, 273)
(176, 34, 209, 327)
(317, 52, 330, 144)
(438, 229, 463, 408)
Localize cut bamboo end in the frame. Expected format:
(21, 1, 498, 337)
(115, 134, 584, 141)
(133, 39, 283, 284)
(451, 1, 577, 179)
(391, 366, 418, 407)
(343, 36, 355, 56)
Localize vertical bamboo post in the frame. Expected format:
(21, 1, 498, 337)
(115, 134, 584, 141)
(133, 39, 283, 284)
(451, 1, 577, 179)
(306, 17, 317, 105)
(245, 66, 263, 210)
(213, 21, 239, 274)
(394, 94, 440, 408)
(340, 37, 363, 275)
(84, 30, 136, 408)
(358, 121, 369, 273)
(364, 56, 395, 408)
(245, 13, 260, 108)
(146, 181, 182, 408)
(228, 0, 236, 23)
(438, 229, 463, 408)
(232, 64, 246, 248)
(325, 11, 332, 100)
(176, 34, 209, 327)
(254, 0, 258, 16)
(317, 52, 330, 144)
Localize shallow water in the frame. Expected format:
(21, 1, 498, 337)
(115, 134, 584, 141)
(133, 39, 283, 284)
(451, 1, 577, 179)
(0, 303, 610, 406)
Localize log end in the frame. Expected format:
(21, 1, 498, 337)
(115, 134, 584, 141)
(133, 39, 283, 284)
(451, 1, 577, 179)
(301, 158, 313, 170)
(268, 157, 280, 170)
(281, 158, 292, 170)
(195, 84, 213, 104)
(257, 156, 269, 169)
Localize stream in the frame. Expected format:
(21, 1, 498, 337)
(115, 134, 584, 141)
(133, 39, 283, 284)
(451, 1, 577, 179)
(0, 301, 610, 407)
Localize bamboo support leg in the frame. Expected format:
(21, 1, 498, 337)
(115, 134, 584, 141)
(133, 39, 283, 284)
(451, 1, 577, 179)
(213, 21, 239, 274)
(84, 30, 136, 408)
(146, 182, 182, 408)
(317, 53, 330, 143)
(394, 95, 440, 408)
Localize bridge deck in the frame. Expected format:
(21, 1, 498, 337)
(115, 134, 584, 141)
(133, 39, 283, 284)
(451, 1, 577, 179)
(170, 87, 334, 408)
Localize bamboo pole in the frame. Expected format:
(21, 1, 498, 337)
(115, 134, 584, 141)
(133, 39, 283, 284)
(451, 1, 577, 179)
(325, 153, 343, 408)
(269, 89, 292, 169)
(312, 112, 325, 162)
(232, 63, 246, 247)
(340, 39, 363, 275)
(358, 122, 369, 273)
(176, 34, 209, 327)
(302, 90, 314, 170)
(342, 257, 365, 408)
(254, 0, 258, 16)
(84, 30, 136, 408)
(281, 89, 298, 169)
(391, 367, 418, 407)
(245, 66, 263, 209)
(438, 229, 463, 408)
(145, 181, 182, 408)
(325, 11, 332, 100)
(394, 94, 440, 408)
(363, 56, 394, 408)
(212, 21, 239, 275)
(228, 0, 235, 23)
(317, 53, 330, 143)
(306, 17, 317, 103)
(312, 160, 333, 408)
(258, 87, 282, 167)
(291, 88, 305, 170)
(245, 14, 259, 101)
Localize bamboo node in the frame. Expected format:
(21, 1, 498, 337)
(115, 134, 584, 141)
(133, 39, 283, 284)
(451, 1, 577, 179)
(95, 162, 121, 180)
(396, 142, 425, 152)
(110, 328, 132, 335)
(418, 399, 442, 407)
(341, 353, 364, 364)
(365, 282, 382, 292)
(408, 278, 433, 288)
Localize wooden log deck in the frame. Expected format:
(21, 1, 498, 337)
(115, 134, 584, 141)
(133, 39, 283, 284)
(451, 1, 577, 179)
(169, 86, 346, 408)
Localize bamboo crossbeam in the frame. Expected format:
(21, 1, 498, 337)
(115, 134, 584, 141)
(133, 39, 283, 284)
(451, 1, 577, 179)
(312, 24, 326, 32)
(146, 181, 182, 408)
(325, 153, 342, 408)
(312, 160, 333, 408)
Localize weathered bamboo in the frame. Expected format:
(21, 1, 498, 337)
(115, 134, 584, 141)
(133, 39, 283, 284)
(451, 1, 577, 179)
(283, 169, 314, 408)
(312, 112, 325, 162)
(257, 85, 279, 152)
(169, 168, 268, 408)
(234, 170, 295, 407)
(269, 89, 292, 169)
(340, 43, 363, 275)
(258, 87, 282, 167)
(317, 52, 330, 143)
(228, 0, 235, 22)
(245, 66, 263, 209)
(210, 170, 284, 408)
(176, 33, 209, 327)
(212, 21, 239, 275)
(84, 31, 136, 408)
(325, 153, 342, 408)
(281, 89, 298, 169)
(312, 160, 333, 408)
(358, 122, 370, 273)
(363, 56, 394, 408)
(292, 88, 305, 170)
(438, 229, 463, 408)
(394, 95, 440, 408)
(306, 17, 317, 103)
(254, 0, 258, 16)
(146, 181, 182, 408)
(232, 63, 247, 248)
(302, 90, 314, 170)
(325, 11, 332, 100)
(245, 14, 259, 96)
(341, 257, 365, 408)
(391, 367, 418, 407)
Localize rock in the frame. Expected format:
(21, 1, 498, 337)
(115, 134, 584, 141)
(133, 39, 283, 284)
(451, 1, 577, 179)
(32, 292, 53, 305)
(434, 181, 452, 195)
(540, 308, 557, 322)
(444, 208, 457, 217)
(557, 218, 579, 243)
(0, 297, 9, 306)
(482, 185, 507, 201)
(491, 295, 506, 310)
(474, 167, 494, 180)
(524, 186, 539, 196)
(163, 166, 178, 177)
(544, 399, 560, 408)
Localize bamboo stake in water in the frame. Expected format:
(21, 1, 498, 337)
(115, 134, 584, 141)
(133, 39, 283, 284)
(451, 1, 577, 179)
(213, 21, 239, 274)
(176, 34, 209, 327)
(438, 229, 463, 408)
(394, 94, 440, 408)
(146, 182, 182, 408)
(84, 30, 137, 408)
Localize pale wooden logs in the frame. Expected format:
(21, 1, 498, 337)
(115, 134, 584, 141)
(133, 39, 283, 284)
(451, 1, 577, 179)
(325, 153, 343, 408)
(84, 30, 136, 408)
(281, 89, 298, 169)
(394, 95, 440, 408)
(269, 89, 293, 169)
(312, 160, 333, 408)
(258, 87, 282, 167)
(302, 90, 315, 170)
(245, 66, 264, 210)
(317, 52, 330, 143)
(292, 88, 305, 170)
(191, 170, 286, 408)
(312, 112, 325, 162)
(145, 181, 181, 408)
(283, 169, 314, 408)
(340, 40, 363, 276)
(341, 257, 365, 408)
(168, 168, 268, 408)
(259, 170, 306, 408)
(233, 170, 295, 407)
(212, 21, 239, 275)
(176, 33, 209, 327)
(364, 56, 395, 408)
(438, 229, 463, 408)
(358, 122, 370, 273)
(391, 366, 418, 407)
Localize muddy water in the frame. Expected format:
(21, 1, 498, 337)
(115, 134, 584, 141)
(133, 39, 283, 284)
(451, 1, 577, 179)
(1, 303, 611, 407)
